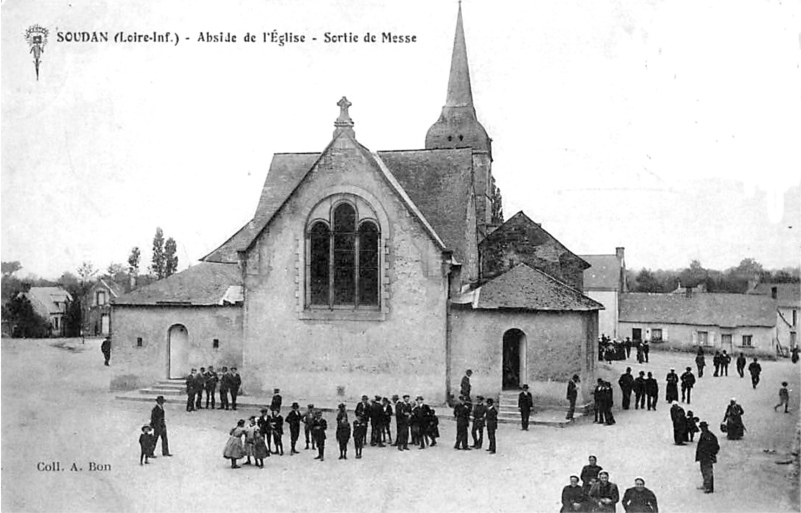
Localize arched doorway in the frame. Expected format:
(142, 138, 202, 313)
(167, 324, 189, 379)
(502, 328, 527, 390)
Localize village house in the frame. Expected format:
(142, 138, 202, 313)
(580, 247, 626, 340)
(19, 286, 72, 337)
(84, 278, 126, 336)
(619, 292, 777, 355)
(111, 5, 602, 407)
(748, 282, 800, 353)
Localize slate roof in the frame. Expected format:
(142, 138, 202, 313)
(22, 287, 72, 316)
(455, 263, 603, 311)
(113, 262, 242, 306)
(378, 148, 475, 262)
(748, 283, 801, 308)
(619, 293, 776, 328)
(581, 254, 623, 290)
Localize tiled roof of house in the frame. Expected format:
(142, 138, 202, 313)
(581, 254, 623, 290)
(23, 287, 72, 315)
(455, 263, 603, 311)
(748, 283, 801, 308)
(619, 293, 776, 328)
(112, 262, 242, 306)
(378, 148, 474, 263)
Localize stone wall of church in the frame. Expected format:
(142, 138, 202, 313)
(449, 308, 597, 405)
(242, 141, 449, 404)
(110, 305, 244, 390)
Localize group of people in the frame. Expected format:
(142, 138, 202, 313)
(221, 392, 446, 467)
(184, 366, 242, 411)
(694, 348, 764, 389)
(138, 395, 173, 465)
(561, 455, 660, 512)
(598, 335, 651, 366)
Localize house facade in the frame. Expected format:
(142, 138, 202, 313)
(619, 292, 776, 354)
(749, 283, 800, 352)
(84, 278, 125, 336)
(580, 247, 626, 340)
(112, 5, 602, 406)
(20, 286, 72, 337)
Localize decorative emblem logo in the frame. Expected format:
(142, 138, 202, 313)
(24, 25, 49, 81)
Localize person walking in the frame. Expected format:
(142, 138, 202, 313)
(642, 341, 650, 363)
(774, 382, 791, 413)
(713, 351, 722, 377)
(723, 399, 745, 440)
(566, 374, 580, 420)
(696, 421, 719, 493)
(665, 368, 679, 403)
(633, 371, 646, 410)
(748, 358, 762, 389)
(618, 368, 634, 410)
(670, 401, 686, 445)
(680, 367, 696, 404)
(721, 350, 731, 376)
(695, 347, 706, 378)
(518, 384, 534, 431)
(736, 352, 747, 378)
(621, 478, 659, 512)
(645, 372, 659, 411)
(149, 396, 172, 457)
(100, 337, 111, 366)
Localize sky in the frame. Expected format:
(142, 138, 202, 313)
(2, 0, 800, 280)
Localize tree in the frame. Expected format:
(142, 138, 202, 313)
(1, 261, 22, 278)
(76, 261, 98, 283)
(164, 237, 178, 278)
(634, 269, 662, 293)
(128, 247, 141, 276)
(4, 294, 50, 338)
(151, 228, 166, 279)
(679, 259, 707, 288)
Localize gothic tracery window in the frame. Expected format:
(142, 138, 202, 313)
(307, 200, 380, 308)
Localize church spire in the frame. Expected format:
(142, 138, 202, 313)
(425, 3, 491, 157)
(445, 3, 473, 109)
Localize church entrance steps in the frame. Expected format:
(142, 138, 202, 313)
(494, 390, 586, 427)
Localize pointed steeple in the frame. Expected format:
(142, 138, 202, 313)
(445, 3, 473, 109)
(425, 3, 491, 157)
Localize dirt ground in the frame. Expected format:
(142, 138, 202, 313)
(2, 338, 799, 513)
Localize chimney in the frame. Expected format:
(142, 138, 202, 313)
(615, 247, 625, 260)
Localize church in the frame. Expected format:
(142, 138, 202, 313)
(112, 5, 602, 407)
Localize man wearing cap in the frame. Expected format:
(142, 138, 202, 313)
(185, 369, 197, 412)
(453, 395, 471, 450)
(285, 402, 303, 454)
(588, 471, 619, 512)
(485, 398, 498, 454)
(621, 477, 659, 512)
(665, 368, 679, 403)
(271, 388, 282, 412)
(149, 396, 173, 457)
(670, 400, 687, 445)
(748, 357, 762, 389)
(696, 421, 719, 493)
(461, 370, 473, 402)
(229, 367, 241, 410)
(680, 367, 696, 404)
(566, 374, 580, 420)
(518, 384, 534, 431)
(471, 396, 486, 448)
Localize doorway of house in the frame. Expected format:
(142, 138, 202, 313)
(502, 328, 527, 390)
(168, 324, 189, 379)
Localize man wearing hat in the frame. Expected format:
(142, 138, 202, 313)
(150, 396, 173, 457)
(185, 369, 197, 412)
(303, 404, 316, 450)
(396, 395, 411, 451)
(286, 402, 303, 454)
(271, 388, 282, 412)
(471, 396, 486, 449)
(258, 408, 273, 455)
(370, 395, 385, 447)
(695, 421, 719, 493)
(218, 367, 230, 410)
(681, 366, 696, 404)
(453, 395, 471, 450)
(518, 384, 534, 431)
(665, 368, 679, 403)
(355, 395, 371, 447)
(485, 398, 498, 454)
(229, 367, 241, 410)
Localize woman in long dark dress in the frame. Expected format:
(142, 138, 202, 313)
(723, 399, 745, 440)
(223, 419, 247, 468)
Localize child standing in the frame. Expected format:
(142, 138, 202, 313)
(139, 425, 153, 465)
(336, 403, 351, 460)
(253, 429, 268, 468)
(353, 416, 366, 459)
(244, 416, 258, 465)
(685, 410, 699, 442)
(775, 382, 791, 413)
(223, 419, 247, 469)
(269, 409, 284, 455)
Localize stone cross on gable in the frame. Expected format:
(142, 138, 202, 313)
(335, 96, 354, 126)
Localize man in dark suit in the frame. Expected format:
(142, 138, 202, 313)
(453, 395, 471, 450)
(485, 398, 498, 454)
(518, 384, 534, 431)
(370, 396, 385, 447)
(460, 369, 473, 402)
(395, 395, 411, 451)
(566, 374, 580, 420)
(618, 368, 634, 410)
(204, 366, 218, 409)
(696, 421, 719, 493)
(185, 369, 197, 412)
(681, 367, 696, 404)
(645, 372, 659, 411)
(285, 402, 303, 455)
(100, 337, 111, 366)
(748, 358, 762, 389)
(258, 408, 272, 455)
(355, 395, 371, 447)
(149, 396, 173, 457)
(230, 367, 242, 410)
(633, 371, 646, 410)
(271, 388, 282, 412)
(311, 410, 327, 461)
(218, 367, 230, 410)
(471, 396, 486, 448)
(194, 367, 206, 410)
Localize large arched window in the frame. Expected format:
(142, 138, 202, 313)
(307, 201, 380, 308)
